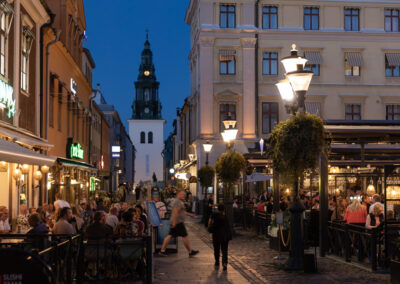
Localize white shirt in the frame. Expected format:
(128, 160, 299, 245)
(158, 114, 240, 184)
(0, 219, 10, 232)
(369, 202, 384, 214)
(106, 214, 119, 229)
(54, 199, 70, 211)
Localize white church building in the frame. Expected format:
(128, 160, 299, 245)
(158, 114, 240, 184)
(128, 35, 165, 184)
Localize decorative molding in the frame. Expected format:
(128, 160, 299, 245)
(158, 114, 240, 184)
(199, 37, 215, 47)
(241, 38, 257, 48)
(341, 46, 365, 52)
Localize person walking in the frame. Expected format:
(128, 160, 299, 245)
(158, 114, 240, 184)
(208, 204, 232, 271)
(158, 190, 199, 257)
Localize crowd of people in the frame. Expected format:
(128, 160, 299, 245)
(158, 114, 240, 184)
(0, 192, 149, 242)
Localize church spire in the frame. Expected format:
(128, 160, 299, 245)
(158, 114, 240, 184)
(132, 32, 162, 120)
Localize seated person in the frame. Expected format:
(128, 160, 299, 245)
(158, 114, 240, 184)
(85, 211, 113, 240)
(26, 213, 49, 250)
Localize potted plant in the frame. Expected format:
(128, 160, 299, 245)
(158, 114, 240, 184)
(198, 165, 215, 223)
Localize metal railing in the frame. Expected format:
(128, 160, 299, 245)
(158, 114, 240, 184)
(0, 232, 153, 283)
(327, 221, 400, 271)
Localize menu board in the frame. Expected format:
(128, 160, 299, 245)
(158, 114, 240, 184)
(145, 201, 162, 227)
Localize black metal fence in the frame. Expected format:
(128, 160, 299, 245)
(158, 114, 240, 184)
(0, 233, 152, 283)
(327, 221, 400, 271)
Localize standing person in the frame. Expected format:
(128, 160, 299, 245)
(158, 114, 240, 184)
(208, 204, 232, 271)
(369, 194, 384, 214)
(135, 186, 141, 202)
(16, 204, 30, 233)
(53, 193, 70, 211)
(344, 199, 367, 224)
(366, 204, 384, 229)
(158, 190, 199, 257)
(205, 194, 214, 227)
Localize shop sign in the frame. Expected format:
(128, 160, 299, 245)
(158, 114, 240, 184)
(70, 78, 77, 95)
(67, 138, 84, 160)
(70, 143, 84, 159)
(0, 80, 15, 118)
(112, 146, 120, 158)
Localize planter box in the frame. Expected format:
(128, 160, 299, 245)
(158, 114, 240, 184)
(269, 229, 289, 252)
(392, 260, 400, 284)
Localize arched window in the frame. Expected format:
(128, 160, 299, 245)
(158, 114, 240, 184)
(148, 132, 153, 144)
(140, 131, 145, 144)
(144, 89, 150, 101)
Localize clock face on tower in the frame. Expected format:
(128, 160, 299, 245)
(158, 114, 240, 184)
(144, 70, 150, 76)
(144, 107, 149, 113)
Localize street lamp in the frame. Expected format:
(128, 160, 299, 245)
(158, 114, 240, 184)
(275, 44, 314, 270)
(203, 141, 213, 166)
(221, 114, 238, 150)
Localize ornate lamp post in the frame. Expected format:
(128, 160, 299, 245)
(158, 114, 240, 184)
(275, 44, 314, 270)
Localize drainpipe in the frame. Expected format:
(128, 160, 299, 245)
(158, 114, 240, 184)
(255, 0, 260, 136)
(44, 27, 60, 203)
(45, 28, 61, 140)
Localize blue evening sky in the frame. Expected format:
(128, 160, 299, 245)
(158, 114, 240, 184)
(84, 0, 190, 137)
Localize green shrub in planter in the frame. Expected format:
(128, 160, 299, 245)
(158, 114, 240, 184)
(198, 165, 215, 189)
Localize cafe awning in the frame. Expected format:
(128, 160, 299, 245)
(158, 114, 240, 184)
(0, 138, 56, 166)
(0, 126, 53, 150)
(57, 157, 97, 172)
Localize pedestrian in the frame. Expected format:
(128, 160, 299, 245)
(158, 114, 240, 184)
(366, 203, 384, 229)
(369, 194, 384, 214)
(106, 206, 119, 229)
(208, 204, 232, 271)
(344, 199, 367, 224)
(53, 192, 70, 211)
(158, 190, 199, 257)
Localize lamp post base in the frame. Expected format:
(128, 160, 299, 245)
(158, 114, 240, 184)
(286, 197, 305, 270)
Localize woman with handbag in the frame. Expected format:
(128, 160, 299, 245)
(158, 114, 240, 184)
(208, 204, 232, 271)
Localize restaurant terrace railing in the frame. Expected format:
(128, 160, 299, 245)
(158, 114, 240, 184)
(0, 233, 152, 283)
(327, 221, 400, 271)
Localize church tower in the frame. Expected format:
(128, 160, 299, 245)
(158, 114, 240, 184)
(128, 33, 165, 184)
(132, 33, 162, 120)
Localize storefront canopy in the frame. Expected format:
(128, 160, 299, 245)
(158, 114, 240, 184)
(57, 157, 97, 171)
(0, 138, 56, 166)
(246, 172, 272, 183)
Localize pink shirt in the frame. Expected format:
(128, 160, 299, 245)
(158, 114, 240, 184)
(344, 208, 367, 224)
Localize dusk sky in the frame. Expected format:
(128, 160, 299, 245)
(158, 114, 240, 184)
(84, 1, 191, 137)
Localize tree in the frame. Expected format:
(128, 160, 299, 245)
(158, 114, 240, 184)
(268, 113, 325, 186)
(198, 165, 215, 189)
(215, 150, 246, 197)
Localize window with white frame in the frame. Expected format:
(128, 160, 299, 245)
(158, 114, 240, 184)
(21, 26, 34, 92)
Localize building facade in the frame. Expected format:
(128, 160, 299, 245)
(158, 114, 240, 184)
(94, 89, 135, 192)
(184, 0, 400, 199)
(0, 0, 53, 220)
(128, 36, 165, 185)
(43, 0, 98, 205)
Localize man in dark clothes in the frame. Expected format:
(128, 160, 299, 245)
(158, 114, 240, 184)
(209, 204, 232, 271)
(85, 211, 113, 240)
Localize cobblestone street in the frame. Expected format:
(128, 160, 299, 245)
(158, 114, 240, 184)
(155, 219, 390, 284)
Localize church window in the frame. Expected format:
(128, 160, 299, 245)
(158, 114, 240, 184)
(140, 131, 145, 143)
(148, 132, 153, 144)
(144, 89, 150, 101)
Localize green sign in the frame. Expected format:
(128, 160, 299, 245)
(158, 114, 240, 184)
(70, 143, 84, 159)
